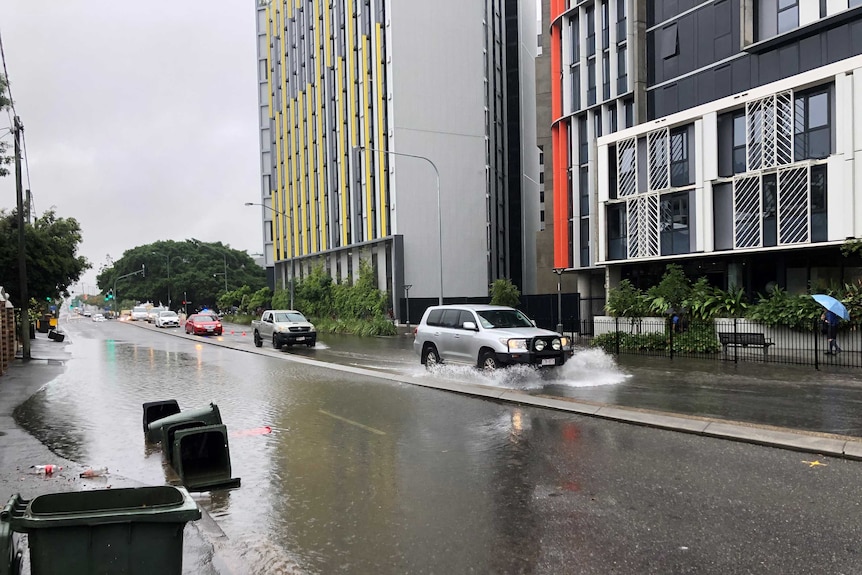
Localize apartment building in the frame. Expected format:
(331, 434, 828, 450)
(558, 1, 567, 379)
(254, 0, 542, 320)
(549, 0, 862, 309)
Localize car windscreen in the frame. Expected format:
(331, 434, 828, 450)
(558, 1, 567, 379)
(476, 309, 534, 329)
(195, 315, 218, 322)
(159, 311, 177, 318)
(133, 307, 147, 313)
(274, 312, 307, 322)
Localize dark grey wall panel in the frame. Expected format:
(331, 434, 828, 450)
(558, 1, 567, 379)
(827, 25, 851, 64)
(758, 50, 779, 84)
(853, 20, 862, 54)
(799, 35, 823, 72)
(697, 4, 715, 67)
(731, 57, 751, 94)
(696, 69, 714, 107)
(778, 44, 799, 78)
(678, 76, 696, 110)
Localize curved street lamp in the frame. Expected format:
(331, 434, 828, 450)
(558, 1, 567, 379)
(353, 146, 443, 305)
(245, 202, 295, 309)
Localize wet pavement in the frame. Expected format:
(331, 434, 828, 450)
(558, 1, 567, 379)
(4, 317, 862, 574)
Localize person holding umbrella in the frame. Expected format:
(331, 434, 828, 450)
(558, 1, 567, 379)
(812, 294, 849, 355)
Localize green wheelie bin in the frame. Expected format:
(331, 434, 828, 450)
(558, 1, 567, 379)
(10, 486, 200, 575)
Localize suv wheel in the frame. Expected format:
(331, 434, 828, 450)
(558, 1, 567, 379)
(272, 335, 282, 350)
(254, 331, 262, 347)
(422, 345, 441, 368)
(480, 351, 500, 371)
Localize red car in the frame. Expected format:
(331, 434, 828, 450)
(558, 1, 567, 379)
(185, 313, 223, 336)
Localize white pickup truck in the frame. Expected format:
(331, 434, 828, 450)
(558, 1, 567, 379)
(252, 310, 317, 349)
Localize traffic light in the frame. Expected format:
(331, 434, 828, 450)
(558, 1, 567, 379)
(104, 289, 114, 301)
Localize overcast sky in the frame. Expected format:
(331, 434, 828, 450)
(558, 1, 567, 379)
(0, 2, 262, 293)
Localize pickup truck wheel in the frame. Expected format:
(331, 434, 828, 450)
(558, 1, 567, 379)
(306, 341, 315, 347)
(422, 345, 441, 368)
(272, 334, 282, 350)
(253, 331, 262, 347)
(479, 351, 500, 371)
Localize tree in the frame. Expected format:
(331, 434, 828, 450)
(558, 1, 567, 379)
(0, 207, 90, 303)
(489, 278, 521, 307)
(95, 239, 267, 311)
(0, 75, 12, 177)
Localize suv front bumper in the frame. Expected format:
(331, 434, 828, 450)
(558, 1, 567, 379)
(274, 332, 317, 346)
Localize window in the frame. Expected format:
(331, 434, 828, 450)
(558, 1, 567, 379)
(578, 115, 588, 164)
(571, 16, 580, 62)
(607, 204, 627, 260)
(602, 52, 610, 100)
(624, 98, 634, 128)
(594, 111, 603, 138)
(580, 219, 590, 267)
(579, 166, 590, 215)
(601, 0, 610, 50)
(762, 173, 777, 247)
(609, 106, 618, 133)
(661, 23, 678, 59)
(586, 5, 596, 57)
(670, 126, 691, 187)
(571, 66, 581, 111)
(794, 87, 831, 161)
(660, 192, 690, 255)
(777, 0, 799, 34)
(810, 165, 827, 242)
(616, 0, 627, 41)
(732, 113, 746, 174)
(617, 45, 627, 93)
(587, 58, 596, 105)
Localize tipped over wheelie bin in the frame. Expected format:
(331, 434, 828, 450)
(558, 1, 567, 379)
(171, 424, 241, 492)
(9, 486, 200, 575)
(146, 402, 221, 444)
(141, 399, 181, 433)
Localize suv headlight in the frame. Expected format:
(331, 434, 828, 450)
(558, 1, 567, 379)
(502, 338, 528, 352)
(551, 338, 561, 351)
(559, 337, 570, 348)
(535, 339, 546, 351)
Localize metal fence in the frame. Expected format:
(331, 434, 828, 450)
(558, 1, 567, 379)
(578, 317, 862, 370)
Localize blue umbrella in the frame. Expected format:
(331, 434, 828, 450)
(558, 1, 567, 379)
(812, 294, 850, 321)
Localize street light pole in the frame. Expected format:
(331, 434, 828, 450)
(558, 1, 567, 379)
(151, 252, 171, 309)
(245, 202, 294, 309)
(353, 146, 443, 305)
(403, 284, 412, 327)
(553, 268, 564, 334)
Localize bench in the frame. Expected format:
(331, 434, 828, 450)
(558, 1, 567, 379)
(718, 332, 774, 357)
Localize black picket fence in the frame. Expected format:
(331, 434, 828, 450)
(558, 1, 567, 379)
(580, 317, 861, 370)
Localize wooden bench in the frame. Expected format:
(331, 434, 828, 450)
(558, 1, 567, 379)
(718, 332, 774, 357)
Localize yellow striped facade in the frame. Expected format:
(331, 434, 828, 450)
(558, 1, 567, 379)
(260, 0, 390, 266)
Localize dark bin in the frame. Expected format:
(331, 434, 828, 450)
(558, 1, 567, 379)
(10, 486, 200, 575)
(142, 400, 181, 433)
(146, 403, 221, 444)
(171, 425, 241, 492)
(0, 495, 25, 575)
(47, 329, 64, 342)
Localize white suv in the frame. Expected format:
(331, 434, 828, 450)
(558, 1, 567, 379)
(413, 304, 572, 370)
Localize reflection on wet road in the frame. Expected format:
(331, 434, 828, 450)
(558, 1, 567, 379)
(14, 318, 862, 574)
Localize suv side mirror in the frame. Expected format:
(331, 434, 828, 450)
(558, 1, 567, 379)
(462, 321, 478, 331)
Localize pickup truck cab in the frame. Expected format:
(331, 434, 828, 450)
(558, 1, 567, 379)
(252, 310, 317, 349)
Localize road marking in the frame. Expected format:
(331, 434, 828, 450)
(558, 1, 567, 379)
(318, 409, 386, 435)
(802, 460, 828, 468)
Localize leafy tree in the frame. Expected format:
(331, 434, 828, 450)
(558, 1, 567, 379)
(0, 75, 12, 177)
(96, 239, 266, 311)
(0, 207, 90, 304)
(746, 285, 821, 330)
(489, 278, 520, 307)
(605, 279, 650, 318)
(294, 264, 334, 318)
(646, 264, 691, 315)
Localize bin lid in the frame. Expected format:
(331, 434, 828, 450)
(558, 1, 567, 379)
(11, 486, 200, 531)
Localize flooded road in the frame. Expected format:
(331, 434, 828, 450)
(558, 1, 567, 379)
(14, 318, 862, 574)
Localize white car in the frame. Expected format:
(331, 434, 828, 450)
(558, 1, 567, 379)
(155, 310, 180, 328)
(91, 313, 105, 322)
(131, 306, 149, 321)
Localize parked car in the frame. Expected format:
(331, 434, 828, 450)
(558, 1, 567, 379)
(155, 310, 180, 328)
(413, 304, 572, 370)
(82, 310, 92, 317)
(91, 313, 105, 322)
(146, 307, 166, 323)
(185, 313, 223, 336)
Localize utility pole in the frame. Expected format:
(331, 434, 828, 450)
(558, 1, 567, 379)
(14, 116, 30, 360)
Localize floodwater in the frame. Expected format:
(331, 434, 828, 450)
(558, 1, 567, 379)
(13, 318, 862, 573)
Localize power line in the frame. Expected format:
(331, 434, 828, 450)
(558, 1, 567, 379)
(0, 26, 19, 119)
(0, 27, 33, 217)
